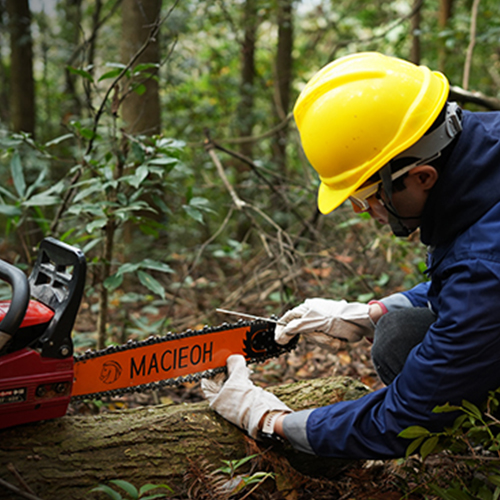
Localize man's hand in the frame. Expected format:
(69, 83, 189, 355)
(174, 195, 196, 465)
(201, 355, 291, 439)
(275, 298, 375, 345)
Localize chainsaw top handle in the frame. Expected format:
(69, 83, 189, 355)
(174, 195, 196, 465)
(29, 237, 86, 359)
(0, 260, 30, 346)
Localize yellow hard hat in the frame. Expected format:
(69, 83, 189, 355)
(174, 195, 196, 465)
(293, 52, 449, 214)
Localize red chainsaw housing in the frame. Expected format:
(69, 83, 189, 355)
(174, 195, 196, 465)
(0, 238, 86, 430)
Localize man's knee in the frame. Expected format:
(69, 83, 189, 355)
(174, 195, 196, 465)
(371, 307, 436, 385)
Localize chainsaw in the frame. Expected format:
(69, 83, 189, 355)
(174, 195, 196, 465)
(0, 238, 297, 430)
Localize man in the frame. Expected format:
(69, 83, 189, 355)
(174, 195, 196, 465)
(202, 52, 500, 458)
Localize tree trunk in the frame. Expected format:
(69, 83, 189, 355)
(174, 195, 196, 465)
(272, 0, 293, 177)
(438, 0, 454, 72)
(0, 376, 369, 499)
(6, 0, 35, 136)
(120, 0, 162, 135)
(409, 0, 422, 64)
(237, 0, 258, 160)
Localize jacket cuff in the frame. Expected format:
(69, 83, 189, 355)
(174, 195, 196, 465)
(378, 292, 413, 312)
(282, 409, 315, 455)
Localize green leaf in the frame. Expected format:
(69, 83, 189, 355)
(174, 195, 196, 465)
(23, 193, 60, 207)
(139, 484, 173, 496)
(110, 480, 138, 500)
(0, 204, 22, 216)
(45, 133, 74, 147)
(104, 273, 124, 292)
(405, 436, 425, 459)
(134, 83, 147, 96)
(433, 402, 463, 413)
(489, 475, 500, 488)
(67, 65, 94, 82)
(183, 205, 204, 224)
(89, 484, 123, 500)
(420, 435, 439, 460)
(398, 426, 430, 439)
(138, 270, 165, 300)
(133, 63, 160, 73)
(140, 259, 174, 274)
(86, 219, 108, 233)
(10, 152, 26, 198)
(462, 400, 482, 420)
(98, 68, 125, 81)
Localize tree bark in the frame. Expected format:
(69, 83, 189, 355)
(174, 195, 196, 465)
(120, 0, 162, 135)
(272, 0, 294, 177)
(237, 0, 258, 160)
(438, 0, 454, 73)
(6, 0, 35, 136)
(0, 376, 370, 499)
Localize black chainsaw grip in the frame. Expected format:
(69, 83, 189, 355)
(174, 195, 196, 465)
(0, 260, 29, 336)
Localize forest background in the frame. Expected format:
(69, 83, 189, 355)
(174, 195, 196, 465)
(2, 0, 500, 499)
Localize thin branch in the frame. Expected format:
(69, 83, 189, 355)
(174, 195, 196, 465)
(0, 478, 45, 500)
(204, 132, 247, 210)
(463, 0, 481, 91)
(328, 0, 424, 60)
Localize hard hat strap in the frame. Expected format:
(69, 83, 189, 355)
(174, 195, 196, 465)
(392, 102, 462, 166)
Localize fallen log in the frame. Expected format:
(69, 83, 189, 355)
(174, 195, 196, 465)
(0, 376, 370, 499)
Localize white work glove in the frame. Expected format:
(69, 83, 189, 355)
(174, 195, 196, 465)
(275, 298, 374, 345)
(201, 354, 291, 439)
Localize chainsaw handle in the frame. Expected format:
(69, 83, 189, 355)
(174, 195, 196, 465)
(0, 260, 30, 336)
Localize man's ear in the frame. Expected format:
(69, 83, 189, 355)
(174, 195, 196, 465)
(409, 165, 438, 191)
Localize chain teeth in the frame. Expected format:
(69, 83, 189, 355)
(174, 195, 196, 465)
(71, 319, 296, 402)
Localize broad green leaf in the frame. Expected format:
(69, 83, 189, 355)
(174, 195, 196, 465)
(74, 183, 104, 203)
(134, 83, 147, 96)
(0, 204, 22, 216)
(488, 475, 500, 487)
(133, 63, 160, 73)
(398, 426, 430, 439)
(104, 273, 124, 292)
(110, 479, 138, 500)
(10, 152, 26, 198)
(86, 219, 108, 233)
(98, 68, 125, 81)
(420, 435, 439, 460)
(462, 400, 482, 420)
(89, 484, 123, 500)
(140, 259, 174, 274)
(23, 194, 60, 207)
(183, 205, 203, 224)
(67, 65, 94, 82)
(433, 402, 462, 413)
(116, 262, 141, 275)
(139, 483, 173, 496)
(138, 270, 165, 300)
(404, 436, 424, 459)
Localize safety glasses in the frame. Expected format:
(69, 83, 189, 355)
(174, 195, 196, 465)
(349, 182, 381, 211)
(348, 160, 433, 211)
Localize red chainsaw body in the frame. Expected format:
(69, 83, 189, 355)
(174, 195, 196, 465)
(0, 238, 86, 430)
(0, 342, 74, 429)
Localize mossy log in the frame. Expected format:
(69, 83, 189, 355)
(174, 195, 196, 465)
(0, 376, 370, 499)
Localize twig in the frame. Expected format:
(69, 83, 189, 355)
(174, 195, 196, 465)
(463, 0, 481, 91)
(7, 463, 35, 495)
(204, 133, 247, 210)
(210, 140, 320, 240)
(328, 0, 424, 60)
(0, 478, 44, 500)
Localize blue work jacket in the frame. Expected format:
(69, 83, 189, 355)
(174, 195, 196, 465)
(283, 109, 500, 458)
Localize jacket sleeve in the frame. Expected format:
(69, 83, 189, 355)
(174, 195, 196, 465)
(283, 257, 500, 459)
(380, 281, 430, 311)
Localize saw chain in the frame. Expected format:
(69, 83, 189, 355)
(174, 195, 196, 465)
(71, 319, 298, 402)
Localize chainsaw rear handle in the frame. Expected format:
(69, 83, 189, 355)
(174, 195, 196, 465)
(0, 260, 30, 350)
